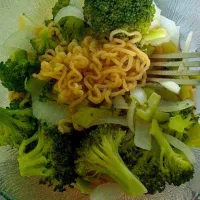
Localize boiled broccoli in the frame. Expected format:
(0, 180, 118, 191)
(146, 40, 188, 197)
(75, 125, 147, 197)
(18, 124, 80, 192)
(119, 132, 166, 194)
(30, 26, 59, 55)
(83, 0, 155, 37)
(58, 16, 88, 43)
(0, 50, 40, 92)
(52, 0, 70, 18)
(0, 106, 37, 148)
(150, 119, 194, 186)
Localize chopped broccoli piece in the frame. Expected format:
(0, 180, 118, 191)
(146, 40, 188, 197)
(52, 0, 70, 18)
(18, 124, 80, 191)
(58, 16, 88, 43)
(83, 0, 155, 37)
(0, 106, 37, 148)
(30, 27, 58, 55)
(150, 119, 194, 186)
(0, 50, 40, 92)
(75, 125, 147, 197)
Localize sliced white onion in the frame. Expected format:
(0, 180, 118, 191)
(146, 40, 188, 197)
(150, 3, 161, 30)
(0, 0, 17, 9)
(32, 101, 70, 125)
(164, 134, 196, 164)
(91, 116, 128, 127)
(113, 96, 129, 109)
(90, 183, 124, 200)
(54, 5, 84, 23)
(3, 29, 34, 51)
(70, 0, 85, 11)
(127, 100, 136, 132)
(130, 88, 147, 105)
(159, 81, 181, 94)
(160, 16, 180, 47)
(158, 99, 195, 113)
(182, 31, 193, 53)
(134, 117, 151, 150)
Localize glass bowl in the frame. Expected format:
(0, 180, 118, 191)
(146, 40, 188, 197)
(0, 0, 200, 199)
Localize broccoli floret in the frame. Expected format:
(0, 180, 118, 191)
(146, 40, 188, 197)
(0, 106, 37, 147)
(130, 141, 166, 194)
(39, 81, 57, 102)
(0, 50, 40, 92)
(30, 27, 59, 55)
(150, 119, 194, 186)
(17, 124, 79, 191)
(58, 16, 88, 43)
(75, 125, 147, 197)
(83, 0, 155, 37)
(119, 132, 166, 194)
(52, 0, 70, 18)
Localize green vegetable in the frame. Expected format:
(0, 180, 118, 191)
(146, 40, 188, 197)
(75, 125, 147, 197)
(75, 178, 93, 194)
(52, 0, 70, 18)
(30, 26, 59, 55)
(73, 107, 112, 128)
(18, 124, 80, 192)
(142, 28, 168, 45)
(83, 0, 155, 37)
(169, 115, 192, 133)
(150, 119, 194, 186)
(154, 110, 170, 123)
(185, 123, 200, 148)
(136, 92, 161, 121)
(0, 106, 37, 148)
(58, 16, 87, 43)
(0, 49, 40, 92)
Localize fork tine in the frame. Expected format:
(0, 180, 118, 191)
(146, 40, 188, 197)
(150, 52, 200, 59)
(147, 78, 200, 85)
(147, 70, 200, 76)
(151, 61, 200, 67)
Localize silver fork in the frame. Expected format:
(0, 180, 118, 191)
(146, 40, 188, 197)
(147, 52, 200, 85)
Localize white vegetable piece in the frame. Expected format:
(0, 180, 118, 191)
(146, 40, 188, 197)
(54, 5, 84, 23)
(160, 81, 181, 94)
(130, 87, 147, 105)
(90, 183, 124, 200)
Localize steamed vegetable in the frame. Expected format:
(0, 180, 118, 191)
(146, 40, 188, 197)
(83, 0, 156, 37)
(75, 125, 147, 197)
(150, 119, 194, 186)
(0, 104, 37, 147)
(18, 124, 81, 192)
(0, 49, 40, 92)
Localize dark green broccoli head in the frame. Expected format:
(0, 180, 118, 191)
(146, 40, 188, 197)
(83, 0, 155, 37)
(0, 50, 40, 92)
(0, 106, 37, 148)
(75, 125, 147, 197)
(52, 0, 70, 18)
(18, 124, 81, 192)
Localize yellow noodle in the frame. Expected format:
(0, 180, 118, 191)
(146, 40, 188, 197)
(36, 29, 150, 109)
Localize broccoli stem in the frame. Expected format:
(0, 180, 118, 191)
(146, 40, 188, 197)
(150, 119, 173, 155)
(92, 146, 147, 197)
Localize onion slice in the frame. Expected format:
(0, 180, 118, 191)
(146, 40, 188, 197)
(164, 134, 196, 164)
(90, 183, 124, 200)
(127, 100, 136, 132)
(134, 116, 151, 150)
(113, 96, 129, 109)
(158, 99, 194, 113)
(130, 88, 147, 105)
(160, 81, 181, 94)
(54, 5, 84, 23)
